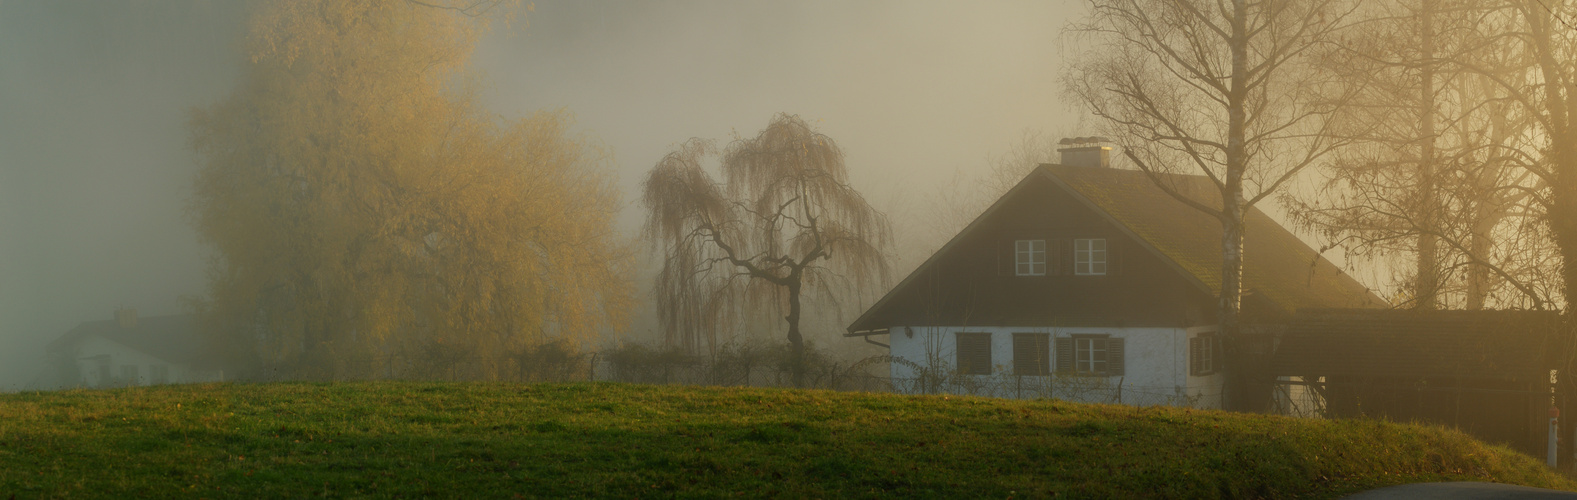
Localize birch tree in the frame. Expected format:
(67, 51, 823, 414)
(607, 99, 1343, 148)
(641, 114, 891, 387)
(1064, 0, 1356, 410)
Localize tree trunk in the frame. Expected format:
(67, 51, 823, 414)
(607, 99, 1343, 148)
(1221, 0, 1251, 412)
(785, 280, 806, 388)
(1220, 200, 1251, 410)
(1415, 0, 1439, 310)
(1525, 0, 1577, 396)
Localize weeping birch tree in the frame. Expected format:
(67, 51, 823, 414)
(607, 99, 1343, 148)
(1064, 0, 1357, 410)
(641, 114, 891, 386)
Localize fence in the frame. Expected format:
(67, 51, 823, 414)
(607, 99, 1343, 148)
(231, 345, 1219, 408)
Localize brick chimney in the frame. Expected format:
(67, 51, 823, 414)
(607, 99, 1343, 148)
(1058, 137, 1113, 168)
(115, 308, 137, 329)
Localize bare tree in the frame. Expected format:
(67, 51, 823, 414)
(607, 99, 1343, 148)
(1064, 0, 1357, 409)
(641, 114, 892, 387)
(1481, 0, 1577, 309)
(1287, 0, 1555, 310)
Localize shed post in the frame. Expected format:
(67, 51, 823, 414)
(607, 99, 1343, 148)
(1549, 406, 1560, 468)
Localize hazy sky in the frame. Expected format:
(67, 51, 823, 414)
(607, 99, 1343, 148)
(0, 1, 1083, 390)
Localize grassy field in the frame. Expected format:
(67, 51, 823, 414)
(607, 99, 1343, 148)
(1, 382, 1572, 498)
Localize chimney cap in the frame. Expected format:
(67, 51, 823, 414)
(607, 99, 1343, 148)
(1058, 136, 1111, 146)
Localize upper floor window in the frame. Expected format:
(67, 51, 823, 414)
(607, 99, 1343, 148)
(1016, 240, 1046, 276)
(1075, 238, 1107, 275)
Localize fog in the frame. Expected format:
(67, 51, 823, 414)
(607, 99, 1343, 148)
(0, 1, 1082, 391)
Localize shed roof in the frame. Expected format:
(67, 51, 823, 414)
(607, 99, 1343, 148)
(1272, 308, 1562, 381)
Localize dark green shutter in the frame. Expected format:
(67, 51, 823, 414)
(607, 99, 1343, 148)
(998, 239, 1012, 276)
(957, 333, 992, 375)
(1014, 333, 1050, 376)
(1108, 238, 1123, 276)
(1107, 337, 1125, 376)
(1055, 337, 1074, 373)
(1189, 337, 1202, 375)
(1051, 239, 1072, 276)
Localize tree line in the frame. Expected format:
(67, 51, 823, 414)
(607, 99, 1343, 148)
(187, 0, 1577, 388)
(1064, 0, 1577, 407)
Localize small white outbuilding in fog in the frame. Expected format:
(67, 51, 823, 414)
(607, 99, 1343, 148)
(40, 309, 224, 389)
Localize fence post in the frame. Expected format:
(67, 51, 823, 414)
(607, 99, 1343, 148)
(1550, 406, 1560, 468)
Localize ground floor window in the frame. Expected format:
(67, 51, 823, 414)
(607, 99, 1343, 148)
(1190, 335, 1217, 375)
(956, 332, 992, 375)
(1056, 335, 1124, 376)
(1013, 333, 1050, 376)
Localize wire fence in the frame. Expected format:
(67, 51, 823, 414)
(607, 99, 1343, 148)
(224, 346, 1220, 408)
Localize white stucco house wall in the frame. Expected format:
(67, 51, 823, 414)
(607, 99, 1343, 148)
(846, 142, 1382, 409)
(885, 325, 1224, 407)
(44, 310, 225, 389)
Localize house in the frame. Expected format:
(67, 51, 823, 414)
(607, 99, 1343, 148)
(1272, 308, 1563, 457)
(43, 309, 225, 388)
(846, 140, 1382, 408)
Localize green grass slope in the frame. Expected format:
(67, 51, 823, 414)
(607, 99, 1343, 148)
(1, 382, 1571, 498)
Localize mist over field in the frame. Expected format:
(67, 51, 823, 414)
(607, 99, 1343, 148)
(0, 1, 1080, 391)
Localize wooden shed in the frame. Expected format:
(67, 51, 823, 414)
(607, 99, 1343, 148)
(1273, 308, 1565, 458)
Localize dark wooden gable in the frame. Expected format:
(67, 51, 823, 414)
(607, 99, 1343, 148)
(850, 170, 1215, 329)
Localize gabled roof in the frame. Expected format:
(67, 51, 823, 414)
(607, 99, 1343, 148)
(1272, 308, 1561, 381)
(47, 314, 216, 367)
(848, 164, 1382, 333)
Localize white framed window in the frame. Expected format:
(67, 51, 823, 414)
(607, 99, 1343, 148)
(1057, 335, 1125, 376)
(1075, 337, 1107, 375)
(1015, 240, 1046, 276)
(1075, 238, 1107, 275)
(1190, 335, 1217, 375)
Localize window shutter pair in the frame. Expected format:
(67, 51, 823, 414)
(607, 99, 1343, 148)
(1050, 239, 1073, 276)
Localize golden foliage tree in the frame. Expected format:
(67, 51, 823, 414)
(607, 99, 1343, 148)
(188, 0, 630, 380)
(641, 114, 892, 387)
